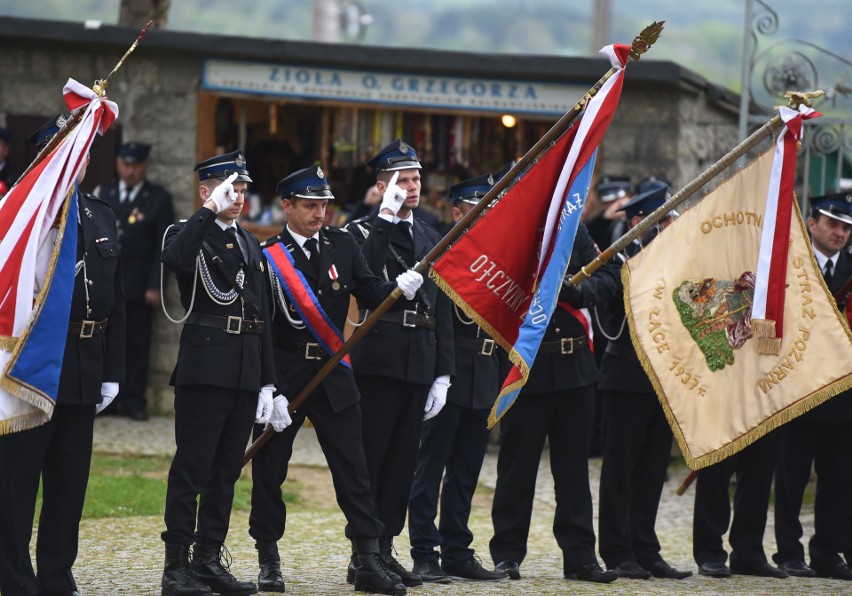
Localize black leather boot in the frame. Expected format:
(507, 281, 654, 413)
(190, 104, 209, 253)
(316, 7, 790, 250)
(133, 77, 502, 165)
(354, 538, 407, 595)
(191, 540, 257, 595)
(256, 541, 286, 592)
(346, 540, 358, 584)
(161, 543, 212, 596)
(378, 537, 423, 587)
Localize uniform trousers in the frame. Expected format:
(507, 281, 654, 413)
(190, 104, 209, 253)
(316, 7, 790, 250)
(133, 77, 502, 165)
(773, 417, 852, 567)
(355, 374, 429, 537)
(408, 403, 490, 564)
(0, 404, 95, 596)
(249, 385, 385, 543)
(489, 385, 597, 568)
(693, 431, 779, 566)
(597, 390, 672, 568)
(162, 385, 256, 546)
(116, 300, 152, 414)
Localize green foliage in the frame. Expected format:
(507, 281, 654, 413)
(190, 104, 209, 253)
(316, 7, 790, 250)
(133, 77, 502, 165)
(32, 454, 299, 520)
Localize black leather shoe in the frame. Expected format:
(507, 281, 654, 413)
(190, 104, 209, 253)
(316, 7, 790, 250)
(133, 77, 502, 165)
(565, 563, 618, 584)
(644, 560, 693, 579)
(192, 541, 257, 595)
(378, 537, 422, 587)
(698, 561, 731, 578)
(730, 560, 788, 578)
(442, 557, 508, 581)
(411, 560, 452, 584)
(494, 560, 521, 580)
(778, 560, 816, 578)
(812, 560, 852, 580)
(256, 541, 286, 592)
(610, 560, 651, 579)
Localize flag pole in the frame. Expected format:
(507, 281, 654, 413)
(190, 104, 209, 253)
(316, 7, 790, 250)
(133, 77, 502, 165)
(243, 21, 666, 465)
(12, 21, 152, 188)
(566, 89, 824, 286)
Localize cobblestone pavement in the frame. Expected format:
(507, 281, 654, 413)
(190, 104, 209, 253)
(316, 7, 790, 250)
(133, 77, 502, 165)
(60, 416, 850, 594)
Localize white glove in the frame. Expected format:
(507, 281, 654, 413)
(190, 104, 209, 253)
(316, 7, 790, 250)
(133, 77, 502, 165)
(96, 382, 119, 414)
(255, 385, 274, 424)
(380, 171, 406, 215)
(266, 395, 293, 433)
(423, 375, 451, 421)
(206, 172, 239, 213)
(395, 269, 423, 300)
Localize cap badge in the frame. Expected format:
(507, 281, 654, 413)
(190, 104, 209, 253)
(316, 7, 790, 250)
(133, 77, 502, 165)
(487, 174, 495, 186)
(317, 166, 325, 179)
(56, 114, 67, 128)
(399, 141, 410, 154)
(234, 153, 245, 167)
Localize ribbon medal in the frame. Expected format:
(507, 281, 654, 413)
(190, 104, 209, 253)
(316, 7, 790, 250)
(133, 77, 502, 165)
(328, 264, 340, 291)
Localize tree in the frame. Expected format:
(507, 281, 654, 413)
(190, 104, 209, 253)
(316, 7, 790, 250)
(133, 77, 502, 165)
(118, 0, 170, 29)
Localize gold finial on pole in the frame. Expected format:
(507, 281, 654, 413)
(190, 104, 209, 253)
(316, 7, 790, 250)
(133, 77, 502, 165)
(92, 20, 153, 97)
(783, 89, 824, 109)
(629, 21, 665, 60)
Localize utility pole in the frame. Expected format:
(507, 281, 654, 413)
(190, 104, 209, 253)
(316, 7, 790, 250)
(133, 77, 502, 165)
(591, 0, 611, 54)
(313, 0, 342, 42)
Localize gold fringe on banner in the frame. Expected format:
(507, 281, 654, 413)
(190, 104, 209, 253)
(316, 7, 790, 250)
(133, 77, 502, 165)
(0, 336, 18, 352)
(428, 269, 532, 428)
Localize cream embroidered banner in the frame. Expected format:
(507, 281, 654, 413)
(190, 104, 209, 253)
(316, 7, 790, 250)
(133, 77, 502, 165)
(624, 149, 852, 469)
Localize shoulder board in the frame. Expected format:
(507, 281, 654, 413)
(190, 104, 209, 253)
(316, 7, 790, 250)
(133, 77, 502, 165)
(260, 234, 283, 248)
(323, 225, 347, 234)
(84, 192, 111, 207)
(178, 218, 188, 223)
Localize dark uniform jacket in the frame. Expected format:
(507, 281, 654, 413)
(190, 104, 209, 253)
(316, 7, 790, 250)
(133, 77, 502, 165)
(58, 192, 126, 404)
(99, 180, 174, 301)
(162, 207, 275, 392)
(447, 309, 505, 410)
(596, 239, 653, 394)
(346, 212, 454, 385)
(803, 248, 852, 422)
(262, 226, 396, 412)
(523, 224, 619, 395)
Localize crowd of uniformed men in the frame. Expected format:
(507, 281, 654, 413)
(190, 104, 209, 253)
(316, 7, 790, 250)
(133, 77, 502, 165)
(0, 118, 850, 596)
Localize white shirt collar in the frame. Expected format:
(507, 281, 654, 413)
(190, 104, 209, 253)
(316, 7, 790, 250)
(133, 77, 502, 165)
(812, 244, 839, 271)
(215, 219, 238, 232)
(287, 226, 320, 250)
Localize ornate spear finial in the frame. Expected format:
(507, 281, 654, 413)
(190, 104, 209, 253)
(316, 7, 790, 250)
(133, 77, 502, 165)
(630, 21, 665, 61)
(92, 20, 153, 97)
(784, 89, 825, 109)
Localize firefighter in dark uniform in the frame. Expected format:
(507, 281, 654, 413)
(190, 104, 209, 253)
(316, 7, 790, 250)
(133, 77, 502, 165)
(96, 141, 174, 420)
(0, 115, 126, 596)
(773, 192, 852, 581)
(595, 185, 692, 580)
(488, 223, 619, 584)
(407, 174, 509, 583)
(249, 165, 423, 595)
(160, 151, 275, 596)
(0, 126, 20, 198)
(344, 139, 455, 587)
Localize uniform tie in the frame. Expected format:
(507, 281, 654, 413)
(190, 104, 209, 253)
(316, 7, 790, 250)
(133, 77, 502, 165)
(824, 259, 834, 284)
(304, 237, 320, 275)
(226, 227, 245, 262)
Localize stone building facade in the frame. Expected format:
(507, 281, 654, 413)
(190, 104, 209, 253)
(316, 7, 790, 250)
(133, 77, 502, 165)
(0, 16, 741, 412)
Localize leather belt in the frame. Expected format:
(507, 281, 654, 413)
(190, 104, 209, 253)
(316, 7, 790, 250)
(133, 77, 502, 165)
(275, 338, 327, 360)
(605, 341, 639, 362)
(185, 313, 264, 335)
(363, 309, 437, 330)
(68, 319, 108, 339)
(539, 335, 588, 355)
(456, 336, 496, 356)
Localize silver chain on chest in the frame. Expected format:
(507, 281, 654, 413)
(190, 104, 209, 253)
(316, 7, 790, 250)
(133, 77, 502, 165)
(198, 251, 243, 305)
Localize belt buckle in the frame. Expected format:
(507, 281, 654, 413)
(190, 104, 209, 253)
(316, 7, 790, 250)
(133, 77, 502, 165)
(480, 338, 495, 356)
(79, 320, 95, 339)
(402, 310, 418, 328)
(560, 337, 574, 355)
(226, 316, 242, 334)
(304, 342, 322, 360)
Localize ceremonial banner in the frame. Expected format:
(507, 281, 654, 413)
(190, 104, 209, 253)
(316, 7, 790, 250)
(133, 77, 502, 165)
(0, 79, 118, 434)
(430, 44, 630, 426)
(624, 148, 852, 469)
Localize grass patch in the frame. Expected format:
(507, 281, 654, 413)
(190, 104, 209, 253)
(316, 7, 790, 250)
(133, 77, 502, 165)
(33, 454, 300, 520)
